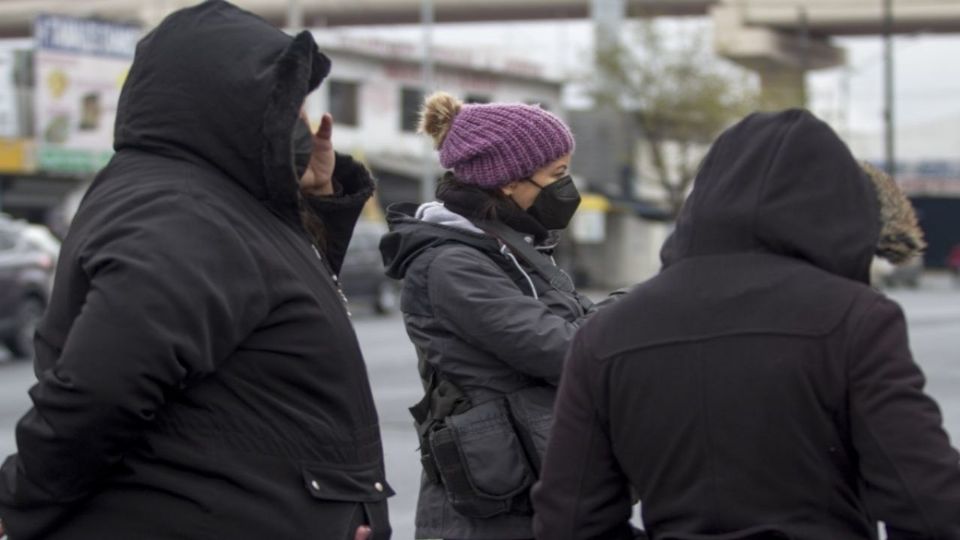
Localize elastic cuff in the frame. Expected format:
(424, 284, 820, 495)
(303, 153, 375, 210)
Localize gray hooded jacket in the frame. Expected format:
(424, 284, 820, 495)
(380, 201, 612, 539)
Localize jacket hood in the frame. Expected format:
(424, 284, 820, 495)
(661, 109, 881, 283)
(114, 0, 330, 217)
(380, 202, 496, 280)
(415, 201, 486, 235)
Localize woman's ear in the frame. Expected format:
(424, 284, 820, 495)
(500, 180, 521, 197)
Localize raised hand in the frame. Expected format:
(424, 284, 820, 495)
(300, 112, 336, 196)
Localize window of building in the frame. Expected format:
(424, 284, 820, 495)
(328, 80, 359, 127)
(400, 87, 424, 133)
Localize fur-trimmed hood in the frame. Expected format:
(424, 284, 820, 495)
(861, 161, 926, 264)
(114, 0, 330, 221)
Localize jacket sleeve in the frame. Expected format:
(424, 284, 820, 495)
(585, 286, 633, 314)
(427, 245, 586, 385)
(301, 152, 375, 275)
(848, 296, 960, 539)
(532, 329, 635, 539)
(0, 193, 268, 539)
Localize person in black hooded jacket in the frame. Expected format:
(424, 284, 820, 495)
(0, 2, 391, 539)
(532, 109, 960, 539)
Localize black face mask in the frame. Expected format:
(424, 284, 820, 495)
(292, 118, 313, 180)
(525, 175, 582, 230)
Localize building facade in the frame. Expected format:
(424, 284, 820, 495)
(306, 34, 565, 208)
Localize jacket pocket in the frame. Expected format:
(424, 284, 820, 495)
(300, 462, 395, 539)
(429, 398, 535, 518)
(505, 385, 556, 475)
(300, 462, 395, 503)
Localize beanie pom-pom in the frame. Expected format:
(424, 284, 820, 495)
(419, 92, 462, 149)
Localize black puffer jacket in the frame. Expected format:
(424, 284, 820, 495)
(0, 3, 391, 539)
(380, 194, 608, 539)
(533, 109, 960, 539)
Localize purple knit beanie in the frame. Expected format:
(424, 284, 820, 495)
(420, 93, 575, 189)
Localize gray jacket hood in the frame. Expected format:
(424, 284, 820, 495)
(380, 202, 498, 281)
(415, 201, 486, 235)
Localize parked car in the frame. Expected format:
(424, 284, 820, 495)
(0, 218, 59, 358)
(870, 254, 923, 289)
(339, 220, 398, 315)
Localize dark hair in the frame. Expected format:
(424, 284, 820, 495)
(298, 194, 327, 250)
(436, 172, 511, 222)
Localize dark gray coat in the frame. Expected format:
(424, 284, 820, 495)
(533, 110, 960, 540)
(381, 202, 606, 539)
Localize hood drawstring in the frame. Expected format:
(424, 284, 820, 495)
(499, 243, 539, 300)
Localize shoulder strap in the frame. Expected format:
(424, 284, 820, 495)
(474, 220, 576, 295)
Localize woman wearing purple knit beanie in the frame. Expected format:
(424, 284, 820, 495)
(379, 92, 626, 540)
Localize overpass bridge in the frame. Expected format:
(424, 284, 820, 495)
(0, 0, 958, 106)
(1, 0, 959, 34)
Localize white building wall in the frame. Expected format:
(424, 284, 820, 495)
(603, 213, 672, 287)
(304, 48, 564, 167)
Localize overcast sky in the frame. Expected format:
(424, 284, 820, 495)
(331, 18, 960, 162)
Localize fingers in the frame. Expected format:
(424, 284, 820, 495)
(354, 525, 372, 540)
(317, 112, 333, 141)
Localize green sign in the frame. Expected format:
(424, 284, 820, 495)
(38, 146, 113, 175)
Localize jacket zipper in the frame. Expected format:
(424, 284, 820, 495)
(311, 244, 352, 318)
(500, 242, 586, 317)
(264, 205, 352, 318)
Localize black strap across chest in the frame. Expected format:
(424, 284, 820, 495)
(473, 219, 576, 296)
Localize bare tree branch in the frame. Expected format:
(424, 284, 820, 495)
(594, 21, 759, 217)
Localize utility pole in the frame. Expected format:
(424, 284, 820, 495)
(883, 0, 895, 178)
(287, 0, 303, 30)
(592, 0, 625, 89)
(798, 5, 810, 106)
(841, 64, 852, 140)
(592, 0, 625, 53)
(419, 0, 435, 203)
(590, 0, 630, 198)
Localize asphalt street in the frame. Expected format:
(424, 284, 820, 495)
(1, 275, 958, 539)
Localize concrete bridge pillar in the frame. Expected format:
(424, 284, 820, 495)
(712, 4, 845, 110)
(757, 63, 807, 110)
